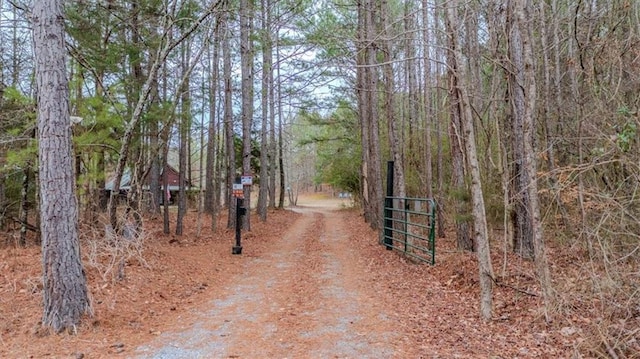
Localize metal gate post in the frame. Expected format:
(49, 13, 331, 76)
(430, 199, 436, 265)
(404, 199, 409, 254)
(384, 161, 394, 249)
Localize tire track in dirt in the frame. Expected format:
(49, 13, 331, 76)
(300, 209, 397, 358)
(135, 207, 398, 358)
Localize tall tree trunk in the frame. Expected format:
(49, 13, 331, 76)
(240, 0, 254, 230)
(268, 19, 277, 209)
(148, 100, 161, 215)
(382, 0, 405, 200)
(93, 61, 109, 214)
(446, 0, 494, 320)
(257, 0, 271, 221)
(513, 0, 553, 321)
(421, 0, 433, 201)
(10, 4, 19, 87)
(363, 0, 382, 230)
(463, 2, 481, 118)
(148, 120, 161, 215)
(197, 100, 206, 237)
(157, 59, 172, 236)
(445, 5, 473, 251)
(223, 9, 237, 229)
(485, 2, 513, 274)
(33, 0, 91, 332)
(162, 152, 171, 234)
(507, 0, 534, 259)
(434, 2, 446, 239)
(275, 14, 285, 210)
(213, 99, 224, 232)
(205, 20, 222, 215)
(356, 0, 371, 223)
(403, 0, 418, 177)
(549, 0, 566, 164)
(278, 114, 285, 209)
(176, 41, 191, 236)
(125, 0, 145, 234)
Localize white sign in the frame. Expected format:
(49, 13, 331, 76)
(241, 175, 253, 186)
(232, 183, 244, 190)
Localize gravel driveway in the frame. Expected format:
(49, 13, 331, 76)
(135, 200, 399, 358)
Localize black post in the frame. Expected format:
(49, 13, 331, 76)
(384, 161, 394, 249)
(233, 197, 245, 254)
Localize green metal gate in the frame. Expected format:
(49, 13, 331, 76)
(382, 196, 437, 265)
(381, 161, 436, 264)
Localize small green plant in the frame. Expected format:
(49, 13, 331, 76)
(614, 106, 637, 153)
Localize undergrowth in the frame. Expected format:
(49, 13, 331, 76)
(81, 215, 149, 283)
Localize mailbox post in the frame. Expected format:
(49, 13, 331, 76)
(233, 197, 246, 254)
(232, 179, 246, 255)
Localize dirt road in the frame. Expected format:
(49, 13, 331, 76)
(135, 198, 399, 358)
(0, 195, 572, 358)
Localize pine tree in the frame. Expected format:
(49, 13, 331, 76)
(33, 0, 91, 332)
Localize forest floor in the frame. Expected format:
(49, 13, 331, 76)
(0, 193, 598, 358)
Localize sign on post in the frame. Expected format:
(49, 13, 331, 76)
(233, 183, 244, 198)
(241, 175, 253, 186)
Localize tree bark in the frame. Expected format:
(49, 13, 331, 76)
(162, 151, 171, 234)
(357, 0, 383, 229)
(10, 4, 19, 87)
(403, 0, 418, 181)
(445, 5, 473, 252)
(273, 13, 285, 210)
(268, 18, 277, 209)
(512, 0, 553, 321)
(126, 1, 146, 235)
(176, 39, 192, 236)
(223, 8, 237, 229)
(257, 0, 271, 221)
(421, 0, 433, 201)
(213, 99, 224, 232)
(197, 97, 206, 237)
(434, 2, 446, 239)
(240, 0, 254, 230)
(446, 0, 494, 320)
(381, 0, 405, 200)
(33, 0, 91, 332)
(507, 0, 534, 259)
(205, 19, 222, 215)
(278, 116, 285, 209)
(356, 0, 371, 223)
(148, 105, 161, 215)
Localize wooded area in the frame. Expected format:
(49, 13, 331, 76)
(1, 0, 639, 355)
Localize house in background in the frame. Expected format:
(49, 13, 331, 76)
(104, 164, 194, 207)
